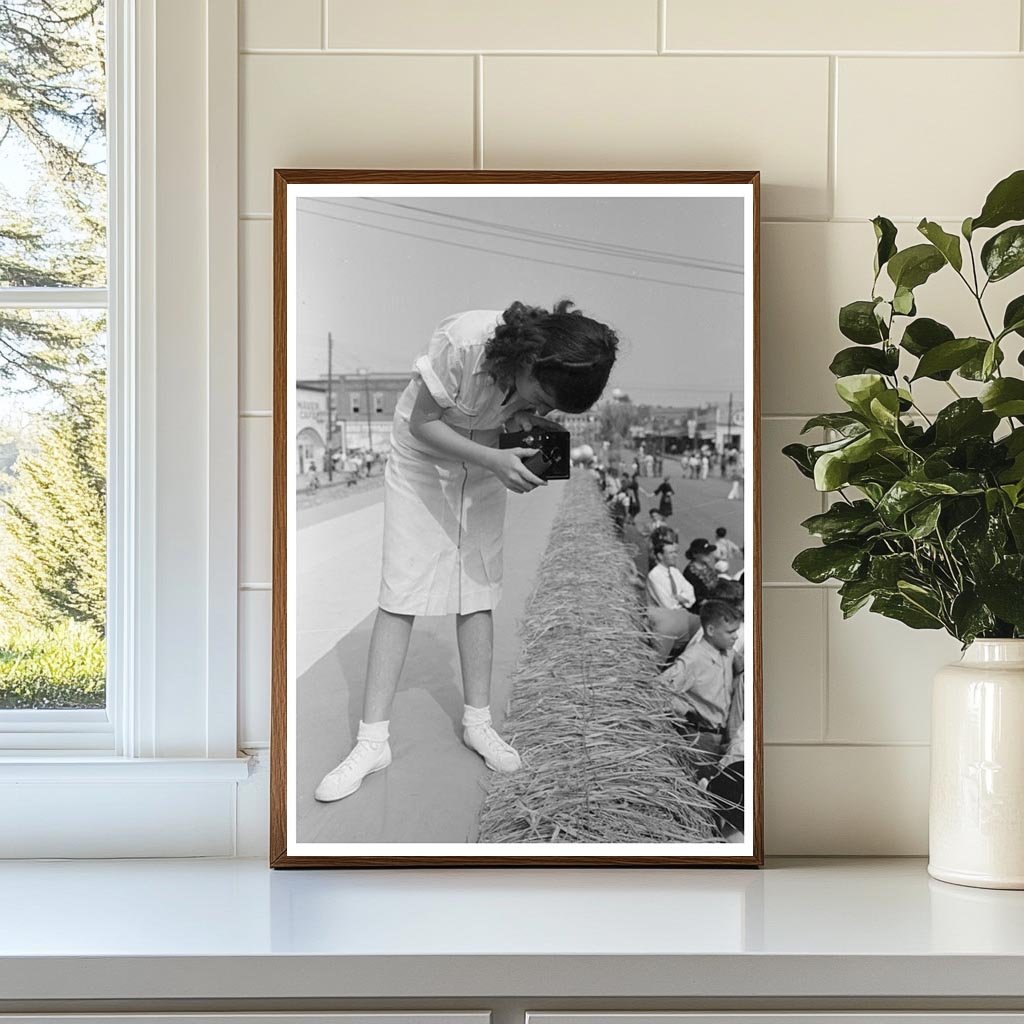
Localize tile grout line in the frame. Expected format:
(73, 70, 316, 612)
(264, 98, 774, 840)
(237, 47, 1024, 57)
(820, 586, 830, 743)
(827, 55, 838, 221)
(474, 55, 484, 169)
(766, 740, 931, 748)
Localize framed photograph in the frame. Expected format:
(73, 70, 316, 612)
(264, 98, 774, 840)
(270, 170, 762, 867)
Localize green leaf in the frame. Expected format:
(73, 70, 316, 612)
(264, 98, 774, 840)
(868, 389, 902, 430)
(871, 594, 943, 630)
(868, 552, 915, 587)
(934, 399, 999, 445)
(981, 225, 1024, 283)
(800, 412, 865, 435)
(911, 337, 988, 381)
(1007, 428, 1024, 456)
(849, 460, 906, 489)
(792, 542, 866, 584)
(908, 500, 943, 539)
(814, 450, 850, 491)
(1003, 295, 1024, 340)
(887, 243, 946, 291)
(900, 318, 955, 376)
(933, 470, 986, 494)
(892, 286, 916, 316)
(838, 578, 876, 617)
(960, 343, 1004, 381)
(982, 341, 1000, 381)
(1008, 508, 1024, 548)
(980, 378, 1024, 418)
(843, 431, 887, 463)
(782, 442, 815, 479)
(829, 345, 899, 378)
(971, 169, 1024, 232)
(839, 300, 886, 345)
(962, 216, 974, 241)
(950, 592, 995, 644)
(917, 219, 963, 272)
(856, 482, 885, 504)
(810, 433, 865, 455)
(877, 479, 958, 524)
(835, 373, 886, 413)
(800, 501, 879, 543)
(872, 216, 898, 278)
(976, 577, 1024, 629)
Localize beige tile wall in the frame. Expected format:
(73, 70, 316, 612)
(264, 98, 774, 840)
(237, 0, 1024, 853)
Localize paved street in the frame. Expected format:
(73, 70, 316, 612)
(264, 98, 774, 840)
(295, 477, 566, 844)
(624, 456, 746, 577)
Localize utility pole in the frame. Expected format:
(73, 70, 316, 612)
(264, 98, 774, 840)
(364, 374, 373, 453)
(727, 391, 734, 450)
(325, 331, 334, 483)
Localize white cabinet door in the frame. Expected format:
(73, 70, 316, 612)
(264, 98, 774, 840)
(0, 1015, 490, 1024)
(528, 1016, 1024, 1024)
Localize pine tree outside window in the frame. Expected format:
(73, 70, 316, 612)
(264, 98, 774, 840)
(0, 2, 108, 725)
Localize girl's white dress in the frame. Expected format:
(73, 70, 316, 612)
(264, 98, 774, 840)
(380, 309, 524, 616)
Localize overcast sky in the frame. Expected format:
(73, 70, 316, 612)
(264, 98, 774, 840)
(295, 195, 745, 408)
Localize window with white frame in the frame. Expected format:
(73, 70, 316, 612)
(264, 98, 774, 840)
(350, 392, 360, 415)
(373, 391, 384, 415)
(0, 2, 109, 726)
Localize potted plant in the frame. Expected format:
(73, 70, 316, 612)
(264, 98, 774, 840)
(785, 169, 1024, 889)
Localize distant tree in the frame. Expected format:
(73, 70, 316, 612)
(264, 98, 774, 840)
(0, 0, 106, 398)
(0, 373, 105, 632)
(597, 399, 643, 446)
(0, 2, 107, 643)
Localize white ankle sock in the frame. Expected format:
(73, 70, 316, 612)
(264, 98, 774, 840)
(357, 719, 390, 742)
(462, 704, 491, 728)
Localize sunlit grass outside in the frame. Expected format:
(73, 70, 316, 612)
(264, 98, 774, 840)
(0, 620, 104, 709)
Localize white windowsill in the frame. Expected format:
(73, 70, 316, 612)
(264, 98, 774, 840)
(0, 754, 252, 781)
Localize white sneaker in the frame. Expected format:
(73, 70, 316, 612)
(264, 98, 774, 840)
(314, 739, 391, 802)
(464, 722, 522, 773)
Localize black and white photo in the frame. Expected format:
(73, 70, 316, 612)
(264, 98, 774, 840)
(272, 171, 762, 866)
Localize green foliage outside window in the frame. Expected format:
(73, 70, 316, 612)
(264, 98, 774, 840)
(0, 1, 107, 708)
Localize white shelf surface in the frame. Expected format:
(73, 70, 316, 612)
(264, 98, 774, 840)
(1, 857, 1024, 1001)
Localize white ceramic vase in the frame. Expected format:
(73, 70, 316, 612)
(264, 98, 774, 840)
(929, 639, 1024, 889)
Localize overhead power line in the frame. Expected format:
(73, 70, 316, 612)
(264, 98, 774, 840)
(353, 198, 744, 276)
(299, 205, 745, 298)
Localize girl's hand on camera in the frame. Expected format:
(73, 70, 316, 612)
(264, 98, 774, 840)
(489, 448, 547, 493)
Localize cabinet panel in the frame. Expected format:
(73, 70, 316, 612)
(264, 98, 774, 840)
(0, 1015, 489, 1024)
(529, 1016, 1024, 1024)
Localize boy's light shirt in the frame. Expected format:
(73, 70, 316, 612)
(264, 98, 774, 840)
(661, 637, 736, 729)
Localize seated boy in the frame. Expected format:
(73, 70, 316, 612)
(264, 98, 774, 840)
(661, 599, 745, 840)
(684, 577, 745, 672)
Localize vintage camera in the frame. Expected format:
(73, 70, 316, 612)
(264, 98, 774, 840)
(498, 414, 571, 481)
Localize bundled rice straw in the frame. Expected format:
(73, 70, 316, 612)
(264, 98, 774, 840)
(478, 473, 721, 844)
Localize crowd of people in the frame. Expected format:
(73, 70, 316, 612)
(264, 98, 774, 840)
(303, 448, 387, 492)
(591, 445, 746, 844)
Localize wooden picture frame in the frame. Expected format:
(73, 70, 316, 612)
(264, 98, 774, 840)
(271, 170, 762, 867)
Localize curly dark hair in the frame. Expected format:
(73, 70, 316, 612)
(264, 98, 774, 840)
(483, 299, 618, 414)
